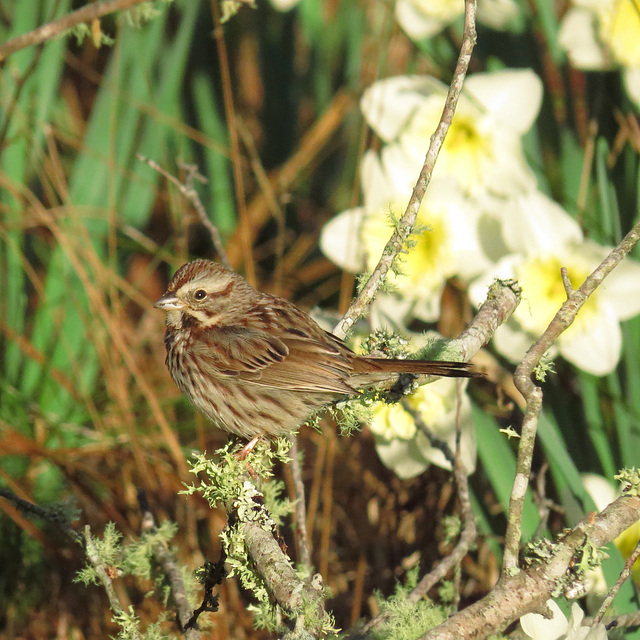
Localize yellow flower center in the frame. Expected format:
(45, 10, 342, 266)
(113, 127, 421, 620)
(516, 255, 598, 335)
(599, 0, 640, 67)
(370, 402, 417, 439)
(440, 114, 493, 184)
(406, 385, 448, 422)
(405, 100, 493, 190)
(370, 384, 449, 441)
(361, 200, 454, 294)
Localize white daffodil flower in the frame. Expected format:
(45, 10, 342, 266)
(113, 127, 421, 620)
(370, 377, 475, 478)
(320, 149, 492, 322)
(267, 0, 301, 10)
(521, 601, 607, 640)
(360, 70, 542, 198)
(558, 0, 640, 108)
(469, 190, 640, 376)
(395, 0, 520, 41)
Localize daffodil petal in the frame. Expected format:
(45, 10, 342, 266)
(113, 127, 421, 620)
(558, 8, 608, 69)
(559, 303, 622, 375)
(582, 473, 617, 511)
(395, 0, 453, 40)
(477, 0, 520, 30)
(465, 70, 543, 133)
(373, 436, 430, 479)
(623, 67, 640, 110)
(598, 248, 640, 320)
(500, 190, 583, 255)
(320, 207, 366, 272)
(520, 600, 568, 640)
(361, 76, 445, 142)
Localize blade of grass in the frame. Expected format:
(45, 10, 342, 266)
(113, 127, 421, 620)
(575, 372, 617, 479)
(472, 403, 539, 540)
(192, 72, 236, 235)
(537, 409, 591, 506)
(595, 136, 622, 243)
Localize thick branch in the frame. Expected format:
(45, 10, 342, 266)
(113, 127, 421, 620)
(421, 496, 640, 639)
(242, 521, 329, 633)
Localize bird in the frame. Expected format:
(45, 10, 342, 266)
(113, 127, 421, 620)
(155, 259, 478, 447)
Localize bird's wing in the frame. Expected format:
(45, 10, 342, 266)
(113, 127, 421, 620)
(192, 326, 357, 395)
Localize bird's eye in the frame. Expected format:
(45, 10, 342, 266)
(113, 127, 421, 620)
(194, 289, 207, 301)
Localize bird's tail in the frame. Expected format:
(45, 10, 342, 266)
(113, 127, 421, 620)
(357, 357, 481, 379)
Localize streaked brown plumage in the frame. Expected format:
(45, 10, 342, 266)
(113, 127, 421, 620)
(155, 259, 478, 440)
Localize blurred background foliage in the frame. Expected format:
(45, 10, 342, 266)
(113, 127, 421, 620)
(1, 0, 639, 637)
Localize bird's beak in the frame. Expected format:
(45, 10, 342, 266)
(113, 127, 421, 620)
(154, 292, 184, 310)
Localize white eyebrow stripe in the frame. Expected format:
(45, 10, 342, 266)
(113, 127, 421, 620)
(179, 279, 235, 297)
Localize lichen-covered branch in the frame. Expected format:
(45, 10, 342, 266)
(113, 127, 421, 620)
(421, 496, 640, 639)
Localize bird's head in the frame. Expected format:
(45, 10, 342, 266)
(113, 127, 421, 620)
(154, 259, 257, 329)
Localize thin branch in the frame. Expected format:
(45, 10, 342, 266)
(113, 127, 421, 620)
(138, 505, 202, 640)
(502, 219, 640, 573)
(333, 0, 477, 339)
(361, 279, 521, 398)
(350, 394, 476, 639)
(0, 0, 150, 62)
(0, 487, 81, 544)
(83, 526, 137, 632)
(409, 431, 476, 603)
(242, 519, 330, 634)
(289, 437, 312, 568)
(136, 155, 231, 269)
(593, 537, 640, 625)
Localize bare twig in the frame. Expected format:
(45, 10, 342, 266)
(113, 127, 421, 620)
(408, 405, 476, 602)
(351, 395, 476, 639)
(333, 0, 477, 339)
(0, 0, 150, 62)
(502, 219, 640, 574)
(0, 487, 80, 544)
(136, 155, 231, 269)
(289, 437, 312, 568)
(593, 538, 640, 625)
(242, 520, 330, 634)
(361, 280, 521, 397)
(448, 279, 522, 360)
